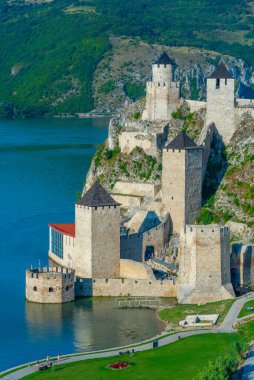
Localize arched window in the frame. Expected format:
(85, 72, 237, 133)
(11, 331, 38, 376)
(33, 286, 37, 291)
(49, 287, 54, 292)
(66, 285, 69, 291)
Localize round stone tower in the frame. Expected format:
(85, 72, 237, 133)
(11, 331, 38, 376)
(142, 52, 180, 121)
(26, 267, 75, 303)
(152, 52, 173, 83)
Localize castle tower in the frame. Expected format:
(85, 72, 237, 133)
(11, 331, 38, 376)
(74, 181, 121, 279)
(162, 131, 203, 233)
(26, 267, 75, 304)
(178, 224, 235, 304)
(206, 62, 235, 144)
(142, 52, 180, 121)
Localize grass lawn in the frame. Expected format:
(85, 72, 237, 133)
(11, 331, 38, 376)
(159, 299, 235, 329)
(238, 300, 254, 318)
(23, 333, 239, 380)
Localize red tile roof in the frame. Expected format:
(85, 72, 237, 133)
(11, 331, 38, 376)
(49, 223, 75, 237)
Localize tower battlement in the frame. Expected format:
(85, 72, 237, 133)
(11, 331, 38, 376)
(178, 224, 235, 304)
(142, 52, 180, 121)
(185, 224, 229, 236)
(26, 267, 75, 304)
(206, 62, 235, 144)
(146, 81, 180, 89)
(162, 131, 203, 234)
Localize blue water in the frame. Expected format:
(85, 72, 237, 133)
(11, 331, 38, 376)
(0, 118, 164, 371)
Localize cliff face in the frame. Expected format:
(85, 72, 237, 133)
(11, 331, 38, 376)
(85, 95, 254, 241)
(93, 37, 254, 114)
(195, 113, 254, 241)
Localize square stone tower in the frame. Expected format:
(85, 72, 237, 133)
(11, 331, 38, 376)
(206, 62, 235, 144)
(162, 131, 203, 233)
(74, 181, 121, 279)
(142, 52, 180, 121)
(178, 224, 235, 304)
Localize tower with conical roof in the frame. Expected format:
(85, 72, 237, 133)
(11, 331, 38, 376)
(142, 52, 180, 121)
(74, 181, 121, 278)
(206, 61, 235, 144)
(162, 131, 203, 233)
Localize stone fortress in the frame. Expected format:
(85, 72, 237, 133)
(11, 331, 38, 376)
(26, 52, 253, 305)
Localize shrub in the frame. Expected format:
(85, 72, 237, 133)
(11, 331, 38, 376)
(233, 197, 240, 206)
(196, 208, 213, 225)
(194, 355, 239, 380)
(124, 82, 144, 101)
(98, 80, 116, 94)
(172, 107, 186, 120)
(223, 211, 231, 222)
(132, 111, 141, 120)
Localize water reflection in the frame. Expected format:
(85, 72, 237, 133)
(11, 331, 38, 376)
(25, 299, 165, 354)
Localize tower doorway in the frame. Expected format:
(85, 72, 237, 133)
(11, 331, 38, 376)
(145, 246, 155, 261)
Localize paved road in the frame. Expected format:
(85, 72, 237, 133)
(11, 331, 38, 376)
(1, 293, 254, 380)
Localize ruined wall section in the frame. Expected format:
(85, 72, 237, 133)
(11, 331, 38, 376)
(185, 99, 206, 112)
(120, 216, 170, 262)
(113, 181, 161, 197)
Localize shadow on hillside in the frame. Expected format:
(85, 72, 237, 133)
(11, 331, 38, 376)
(202, 129, 228, 205)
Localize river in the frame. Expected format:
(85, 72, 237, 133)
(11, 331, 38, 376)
(0, 118, 165, 371)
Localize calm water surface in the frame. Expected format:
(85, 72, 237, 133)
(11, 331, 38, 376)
(0, 118, 165, 371)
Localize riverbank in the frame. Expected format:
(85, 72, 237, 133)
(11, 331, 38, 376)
(2, 293, 254, 380)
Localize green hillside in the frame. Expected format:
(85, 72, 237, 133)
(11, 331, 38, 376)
(1, 0, 254, 117)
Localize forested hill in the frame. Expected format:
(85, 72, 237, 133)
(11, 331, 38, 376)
(1, 0, 254, 118)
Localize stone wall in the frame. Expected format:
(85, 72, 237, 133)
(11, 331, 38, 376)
(118, 127, 167, 157)
(185, 99, 206, 112)
(236, 99, 254, 107)
(110, 194, 142, 208)
(119, 259, 155, 280)
(75, 277, 176, 297)
(178, 224, 235, 304)
(113, 181, 161, 197)
(26, 267, 75, 304)
(206, 78, 235, 144)
(120, 216, 170, 262)
(234, 105, 254, 125)
(119, 131, 155, 156)
(142, 81, 180, 121)
(162, 147, 203, 233)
